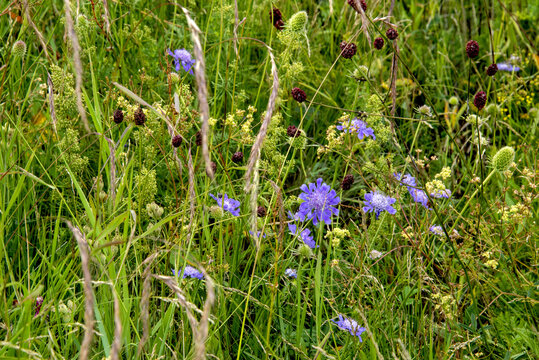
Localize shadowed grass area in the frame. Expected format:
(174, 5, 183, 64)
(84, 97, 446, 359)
(0, 0, 537, 359)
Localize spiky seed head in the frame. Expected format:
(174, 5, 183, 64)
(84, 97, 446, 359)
(341, 174, 354, 190)
(339, 41, 357, 59)
(287, 125, 301, 138)
(195, 131, 202, 146)
(417, 105, 433, 117)
(257, 206, 267, 217)
(347, 0, 367, 13)
(473, 91, 487, 111)
(172, 135, 182, 148)
(113, 109, 124, 124)
(206, 161, 217, 177)
(12, 40, 27, 58)
(291, 87, 307, 103)
(270, 8, 285, 30)
(169, 72, 180, 84)
(486, 63, 498, 76)
(466, 40, 479, 58)
(134, 107, 146, 125)
(492, 146, 515, 173)
(231, 151, 243, 163)
(374, 37, 384, 50)
(386, 28, 398, 40)
(298, 243, 313, 258)
(288, 11, 308, 33)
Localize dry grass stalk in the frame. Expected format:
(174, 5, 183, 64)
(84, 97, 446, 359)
(22, 0, 51, 63)
(47, 73, 57, 135)
(244, 45, 279, 191)
(63, 0, 91, 133)
(390, 43, 399, 117)
(138, 253, 159, 356)
(187, 147, 196, 242)
(101, 0, 111, 34)
(110, 289, 122, 360)
(180, 6, 213, 179)
(194, 269, 215, 360)
(350, 0, 372, 46)
(65, 221, 94, 360)
(357, 305, 384, 360)
(269, 180, 285, 250)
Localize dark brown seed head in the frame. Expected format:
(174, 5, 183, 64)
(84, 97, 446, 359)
(134, 107, 146, 125)
(341, 174, 354, 190)
(291, 87, 307, 103)
(113, 109, 124, 124)
(172, 135, 182, 148)
(195, 131, 202, 146)
(473, 91, 487, 111)
(207, 161, 217, 175)
(270, 8, 285, 30)
(347, 0, 367, 12)
(386, 28, 398, 40)
(466, 40, 479, 58)
(257, 206, 267, 217)
(486, 63, 498, 76)
(374, 37, 384, 50)
(231, 151, 244, 163)
(340, 41, 357, 59)
(287, 125, 301, 138)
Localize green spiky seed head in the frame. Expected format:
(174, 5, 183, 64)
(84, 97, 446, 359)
(492, 146, 515, 173)
(288, 11, 308, 33)
(298, 243, 313, 258)
(169, 72, 180, 84)
(12, 40, 27, 58)
(448, 96, 459, 106)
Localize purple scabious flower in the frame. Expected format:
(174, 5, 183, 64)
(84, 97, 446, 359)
(249, 230, 267, 238)
(429, 225, 443, 236)
(363, 191, 397, 219)
(337, 117, 376, 140)
(288, 223, 317, 249)
(430, 189, 451, 199)
(173, 266, 204, 280)
(394, 172, 417, 188)
(209, 193, 240, 216)
(332, 314, 366, 341)
(496, 62, 520, 72)
(297, 178, 340, 225)
(285, 268, 297, 278)
(408, 187, 430, 208)
(167, 49, 195, 74)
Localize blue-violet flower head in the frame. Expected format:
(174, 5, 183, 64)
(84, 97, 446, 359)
(285, 268, 297, 278)
(332, 314, 366, 341)
(209, 193, 240, 216)
(363, 191, 397, 219)
(167, 48, 195, 74)
(429, 225, 443, 236)
(297, 178, 340, 225)
(337, 117, 376, 140)
(173, 265, 204, 280)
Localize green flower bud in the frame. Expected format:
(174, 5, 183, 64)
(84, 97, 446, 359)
(448, 96, 459, 106)
(12, 40, 27, 58)
(492, 146, 515, 173)
(288, 11, 308, 33)
(209, 205, 224, 219)
(298, 243, 313, 258)
(169, 72, 180, 84)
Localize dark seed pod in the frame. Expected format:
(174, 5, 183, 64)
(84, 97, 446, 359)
(113, 109, 124, 124)
(206, 161, 217, 176)
(291, 87, 307, 103)
(473, 91, 487, 111)
(287, 125, 301, 138)
(134, 107, 146, 125)
(347, 0, 367, 12)
(172, 135, 182, 148)
(373, 37, 384, 50)
(465, 40, 479, 58)
(270, 7, 285, 30)
(386, 28, 398, 40)
(486, 63, 498, 76)
(231, 151, 244, 163)
(195, 131, 202, 146)
(341, 174, 354, 190)
(339, 41, 357, 59)
(257, 206, 267, 217)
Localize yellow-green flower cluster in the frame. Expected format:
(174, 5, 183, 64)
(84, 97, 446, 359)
(325, 228, 350, 247)
(500, 203, 530, 223)
(317, 124, 345, 157)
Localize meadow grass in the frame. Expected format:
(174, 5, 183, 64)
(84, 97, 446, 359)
(0, 0, 538, 359)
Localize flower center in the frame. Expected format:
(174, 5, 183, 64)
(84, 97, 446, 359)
(371, 193, 388, 209)
(310, 191, 327, 210)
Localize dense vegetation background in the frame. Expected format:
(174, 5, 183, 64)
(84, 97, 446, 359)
(0, 0, 537, 359)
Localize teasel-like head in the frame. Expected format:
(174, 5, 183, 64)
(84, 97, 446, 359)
(12, 40, 27, 58)
(492, 146, 515, 173)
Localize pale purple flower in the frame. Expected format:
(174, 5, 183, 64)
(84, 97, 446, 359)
(249, 230, 267, 238)
(429, 225, 443, 236)
(209, 193, 240, 216)
(285, 268, 297, 278)
(337, 117, 375, 140)
(394, 172, 416, 188)
(167, 48, 195, 74)
(408, 187, 430, 208)
(430, 189, 451, 199)
(173, 266, 204, 279)
(496, 62, 520, 72)
(363, 191, 397, 219)
(289, 223, 317, 249)
(297, 178, 340, 225)
(332, 314, 366, 341)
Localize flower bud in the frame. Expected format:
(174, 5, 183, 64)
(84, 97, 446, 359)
(12, 40, 27, 58)
(492, 146, 515, 173)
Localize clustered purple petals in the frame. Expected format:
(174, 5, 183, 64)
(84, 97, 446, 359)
(363, 191, 397, 219)
(430, 189, 452, 199)
(285, 268, 297, 278)
(249, 230, 267, 238)
(288, 220, 317, 249)
(497, 62, 520, 72)
(337, 117, 376, 140)
(210, 193, 240, 216)
(429, 225, 443, 236)
(297, 178, 340, 225)
(173, 266, 204, 280)
(394, 173, 430, 209)
(167, 48, 195, 74)
(332, 314, 366, 341)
